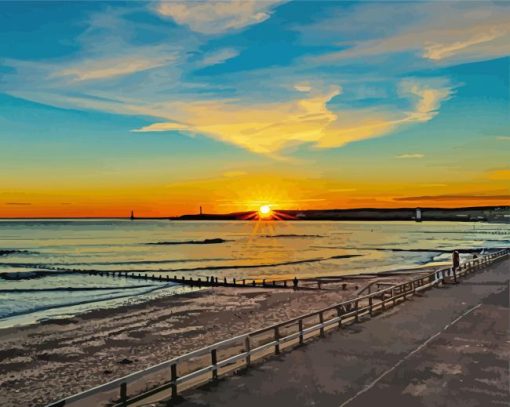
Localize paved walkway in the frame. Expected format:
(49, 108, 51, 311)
(173, 259, 510, 407)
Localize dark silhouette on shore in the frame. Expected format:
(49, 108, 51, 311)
(169, 206, 509, 222)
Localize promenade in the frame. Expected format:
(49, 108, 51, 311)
(176, 259, 509, 407)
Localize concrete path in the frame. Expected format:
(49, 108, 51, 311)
(173, 259, 509, 407)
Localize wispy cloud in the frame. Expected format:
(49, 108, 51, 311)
(423, 29, 504, 61)
(134, 86, 341, 155)
(306, 2, 510, 65)
(294, 83, 312, 92)
(5, 202, 32, 206)
(155, 0, 284, 34)
(135, 79, 452, 155)
(395, 194, 510, 202)
(56, 54, 176, 81)
(132, 122, 190, 133)
(496, 136, 510, 141)
(397, 153, 424, 159)
(198, 48, 239, 67)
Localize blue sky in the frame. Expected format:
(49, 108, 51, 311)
(0, 0, 509, 216)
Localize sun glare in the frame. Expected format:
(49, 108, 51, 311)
(259, 205, 272, 217)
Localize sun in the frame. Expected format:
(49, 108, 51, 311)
(258, 205, 272, 218)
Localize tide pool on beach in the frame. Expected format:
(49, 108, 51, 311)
(0, 220, 509, 327)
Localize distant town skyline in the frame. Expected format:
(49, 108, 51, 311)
(1, 1, 509, 217)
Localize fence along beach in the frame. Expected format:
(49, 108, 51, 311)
(44, 248, 509, 407)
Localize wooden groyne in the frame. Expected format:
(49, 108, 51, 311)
(81, 270, 303, 289)
(46, 248, 510, 407)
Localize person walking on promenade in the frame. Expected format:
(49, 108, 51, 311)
(452, 250, 460, 270)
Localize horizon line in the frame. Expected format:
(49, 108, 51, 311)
(0, 204, 508, 220)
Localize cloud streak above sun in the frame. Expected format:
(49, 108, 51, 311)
(134, 79, 452, 155)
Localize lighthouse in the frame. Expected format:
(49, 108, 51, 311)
(415, 208, 422, 222)
(130, 210, 135, 220)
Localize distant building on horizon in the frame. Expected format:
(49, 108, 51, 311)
(415, 208, 422, 222)
(130, 210, 135, 220)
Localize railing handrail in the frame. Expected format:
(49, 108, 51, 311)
(46, 248, 509, 407)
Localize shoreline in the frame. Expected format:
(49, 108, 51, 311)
(0, 262, 445, 330)
(0, 273, 418, 407)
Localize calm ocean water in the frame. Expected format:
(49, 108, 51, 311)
(0, 220, 508, 327)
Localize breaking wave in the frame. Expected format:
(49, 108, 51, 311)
(0, 284, 157, 293)
(0, 249, 34, 257)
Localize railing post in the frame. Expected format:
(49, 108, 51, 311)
(245, 336, 251, 366)
(319, 312, 325, 337)
(120, 382, 127, 407)
(392, 288, 396, 306)
(355, 300, 360, 322)
(368, 296, 373, 316)
(211, 349, 218, 380)
(298, 319, 304, 344)
(171, 363, 178, 399)
(274, 327, 280, 354)
(336, 307, 342, 328)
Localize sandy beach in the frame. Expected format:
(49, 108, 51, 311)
(0, 273, 418, 407)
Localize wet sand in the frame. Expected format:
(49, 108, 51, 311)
(0, 275, 417, 407)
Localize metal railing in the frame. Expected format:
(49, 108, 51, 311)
(47, 248, 510, 407)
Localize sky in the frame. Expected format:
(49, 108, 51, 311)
(0, 0, 509, 217)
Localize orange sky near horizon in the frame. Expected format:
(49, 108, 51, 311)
(1, 174, 508, 218)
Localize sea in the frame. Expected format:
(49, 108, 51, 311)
(0, 220, 508, 328)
